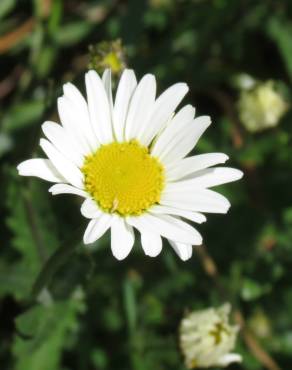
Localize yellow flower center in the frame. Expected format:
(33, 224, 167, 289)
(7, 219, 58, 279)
(82, 140, 165, 216)
(103, 52, 123, 73)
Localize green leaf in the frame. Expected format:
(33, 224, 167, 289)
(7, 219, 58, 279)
(31, 229, 82, 300)
(266, 17, 292, 81)
(53, 21, 93, 46)
(35, 46, 57, 78)
(241, 278, 271, 301)
(2, 170, 59, 299)
(123, 277, 137, 334)
(0, 0, 16, 19)
(2, 100, 45, 132)
(13, 288, 85, 370)
(0, 132, 13, 157)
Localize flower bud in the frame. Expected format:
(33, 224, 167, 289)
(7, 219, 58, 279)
(88, 39, 126, 75)
(238, 81, 288, 133)
(180, 303, 241, 368)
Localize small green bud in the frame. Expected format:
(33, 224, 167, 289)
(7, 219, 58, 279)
(88, 39, 126, 76)
(248, 309, 272, 339)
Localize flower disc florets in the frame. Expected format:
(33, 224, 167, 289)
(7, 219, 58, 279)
(82, 140, 165, 216)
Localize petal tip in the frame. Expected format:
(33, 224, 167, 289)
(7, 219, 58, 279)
(194, 236, 203, 246)
(48, 186, 56, 195)
(16, 161, 22, 170)
(87, 69, 100, 80)
(113, 253, 128, 261)
(83, 237, 91, 245)
(145, 251, 161, 258)
(222, 153, 229, 162)
(112, 246, 132, 260)
(237, 169, 244, 179)
(182, 82, 189, 90)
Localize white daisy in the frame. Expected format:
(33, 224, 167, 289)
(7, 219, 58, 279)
(17, 69, 243, 260)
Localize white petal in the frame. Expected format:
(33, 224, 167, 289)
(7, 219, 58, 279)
(102, 69, 113, 112)
(161, 186, 230, 214)
(111, 217, 135, 260)
(157, 116, 211, 166)
(151, 104, 195, 157)
(141, 82, 189, 146)
(17, 158, 64, 183)
(167, 104, 196, 129)
(141, 231, 162, 257)
(113, 69, 137, 141)
(217, 354, 242, 366)
(125, 74, 156, 141)
(40, 138, 84, 188)
(182, 167, 244, 187)
(42, 121, 84, 167)
(49, 184, 88, 197)
(160, 199, 228, 214)
(63, 82, 98, 151)
(85, 70, 113, 144)
(81, 198, 102, 219)
(164, 181, 231, 202)
(166, 153, 229, 181)
(57, 96, 92, 154)
(150, 205, 206, 223)
(83, 213, 113, 244)
(128, 213, 202, 245)
(168, 240, 193, 261)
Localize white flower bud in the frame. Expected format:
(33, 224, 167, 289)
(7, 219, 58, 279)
(180, 303, 241, 368)
(238, 81, 288, 133)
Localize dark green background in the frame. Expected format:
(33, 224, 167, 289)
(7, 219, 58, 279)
(1, 1, 292, 369)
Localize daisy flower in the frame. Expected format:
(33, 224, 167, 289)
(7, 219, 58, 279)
(17, 69, 243, 260)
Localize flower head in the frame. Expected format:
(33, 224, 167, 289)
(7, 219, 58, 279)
(88, 40, 126, 76)
(17, 69, 243, 260)
(180, 303, 242, 368)
(238, 80, 288, 132)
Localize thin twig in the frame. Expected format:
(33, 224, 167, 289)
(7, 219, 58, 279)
(0, 18, 35, 54)
(207, 89, 244, 149)
(206, 88, 268, 211)
(234, 310, 281, 370)
(40, 0, 52, 18)
(196, 245, 281, 370)
(0, 66, 23, 100)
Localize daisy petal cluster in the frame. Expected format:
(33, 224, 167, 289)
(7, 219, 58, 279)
(180, 303, 242, 368)
(17, 69, 243, 260)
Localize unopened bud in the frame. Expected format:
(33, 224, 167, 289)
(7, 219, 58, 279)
(88, 39, 126, 76)
(238, 81, 288, 133)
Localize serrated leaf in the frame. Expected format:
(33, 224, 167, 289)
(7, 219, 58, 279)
(13, 288, 85, 370)
(3, 170, 59, 299)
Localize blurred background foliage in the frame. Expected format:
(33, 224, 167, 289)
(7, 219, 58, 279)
(1, 0, 292, 369)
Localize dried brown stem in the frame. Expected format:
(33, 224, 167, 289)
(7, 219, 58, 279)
(207, 89, 244, 149)
(0, 18, 35, 54)
(0, 66, 22, 99)
(40, 0, 52, 18)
